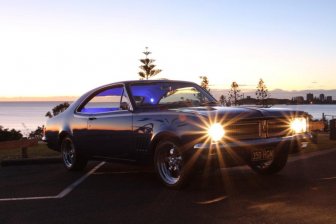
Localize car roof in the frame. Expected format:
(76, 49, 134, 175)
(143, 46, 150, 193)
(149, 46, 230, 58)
(82, 79, 197, 98)
(95, 79, 197, 89)
(116, 79, 196, 85)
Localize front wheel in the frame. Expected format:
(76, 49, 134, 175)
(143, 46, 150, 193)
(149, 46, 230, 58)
(249, 148, 289, 175)
(154, 140, 191, 189)
(61, 137, 88, 171)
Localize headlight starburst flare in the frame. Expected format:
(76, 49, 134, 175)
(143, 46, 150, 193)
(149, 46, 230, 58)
(290, 117, 307, 134)
(208, 123, 225, 142)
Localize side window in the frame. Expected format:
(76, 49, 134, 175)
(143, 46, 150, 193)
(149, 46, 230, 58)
(79, 86, 123, 114)
(120, 90, 132, 110)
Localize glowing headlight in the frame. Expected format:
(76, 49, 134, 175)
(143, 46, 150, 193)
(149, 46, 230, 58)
(208, 123, 225, 142)
(290, 117, 307, 134)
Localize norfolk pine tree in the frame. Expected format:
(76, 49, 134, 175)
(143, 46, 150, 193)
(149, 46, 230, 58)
(138, 47, 162, 80)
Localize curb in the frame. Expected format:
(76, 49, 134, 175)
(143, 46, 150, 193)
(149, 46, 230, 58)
(1, 157, 62, 167)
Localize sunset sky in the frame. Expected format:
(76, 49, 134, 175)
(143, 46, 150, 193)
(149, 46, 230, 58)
(0, 0, 335, 98)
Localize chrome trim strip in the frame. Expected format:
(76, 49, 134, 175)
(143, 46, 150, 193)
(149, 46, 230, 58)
(194, 133, 312, 149)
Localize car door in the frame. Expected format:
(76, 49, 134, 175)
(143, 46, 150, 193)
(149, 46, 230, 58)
(77, 85, 134, 159)
(72, 112, 91, 155)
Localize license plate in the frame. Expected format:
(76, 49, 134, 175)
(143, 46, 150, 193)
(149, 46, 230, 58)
(251, 149, 274, 162)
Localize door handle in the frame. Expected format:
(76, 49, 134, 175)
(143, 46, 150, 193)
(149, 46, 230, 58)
(89, 117, 97, 120)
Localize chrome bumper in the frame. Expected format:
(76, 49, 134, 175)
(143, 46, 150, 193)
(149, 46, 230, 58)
(193, 133, 312, 150)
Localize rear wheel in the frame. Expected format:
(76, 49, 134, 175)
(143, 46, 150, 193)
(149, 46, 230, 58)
(249, 148, 289, 175)
(154, 139, 190, 189)
(61, 137, 88, 171)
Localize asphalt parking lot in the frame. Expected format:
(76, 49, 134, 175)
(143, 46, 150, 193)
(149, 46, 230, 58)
(1, 149, 336, 224)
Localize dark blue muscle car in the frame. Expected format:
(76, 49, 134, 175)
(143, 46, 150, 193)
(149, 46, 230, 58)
(44, 80, 311, 189)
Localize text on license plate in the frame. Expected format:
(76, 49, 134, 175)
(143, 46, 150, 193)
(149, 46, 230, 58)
(251, 149, 274, 162)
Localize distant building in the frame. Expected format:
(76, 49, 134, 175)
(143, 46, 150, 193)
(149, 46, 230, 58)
(246, 96, 251, 99)
(320, 94, 325, 102)
(293, 96, 304, 104)
(306, 93, 314, 102)
(327, 96, 333, 103)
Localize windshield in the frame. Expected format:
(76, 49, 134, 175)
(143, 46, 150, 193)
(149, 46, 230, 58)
(129, 82, 218, 108)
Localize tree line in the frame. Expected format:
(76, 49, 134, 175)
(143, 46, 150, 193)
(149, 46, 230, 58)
(0, 125, 44, 142)
(216, 78, 269, 107)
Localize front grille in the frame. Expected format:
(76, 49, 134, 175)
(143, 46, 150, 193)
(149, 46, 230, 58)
(267, 119, 290, 137)
(224, 119, 291, 141)
(225, 121, 261, 140)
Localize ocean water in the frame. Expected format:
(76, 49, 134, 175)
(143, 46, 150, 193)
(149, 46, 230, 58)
(0, 102, 70, 133)
(271, 104, 336, 120)
(1, 102, 336, 133)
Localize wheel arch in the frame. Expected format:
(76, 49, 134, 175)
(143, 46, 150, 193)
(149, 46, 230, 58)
(58, 131, 71, 148)
(149, 131, 182, 158)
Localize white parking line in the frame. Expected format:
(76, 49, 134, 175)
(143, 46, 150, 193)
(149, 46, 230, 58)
(0, 162, 105, 202)
(320, 176, 336, 181)
(0, 196, 58, 202)
(56, 162, 105, 198)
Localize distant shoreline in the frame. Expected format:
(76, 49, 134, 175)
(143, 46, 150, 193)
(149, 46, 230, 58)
(2, 88, 336, 102)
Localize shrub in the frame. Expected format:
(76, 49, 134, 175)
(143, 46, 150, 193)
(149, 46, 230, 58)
(28, 126, 44, 140)
(0, 126, 23, 142)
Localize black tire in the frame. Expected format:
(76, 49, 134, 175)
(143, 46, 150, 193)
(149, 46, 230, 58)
(61, 136, 88, 171)
(154, 139, 191, 189)
(249, 147, 289, 175)
(289, 141, 302, 154)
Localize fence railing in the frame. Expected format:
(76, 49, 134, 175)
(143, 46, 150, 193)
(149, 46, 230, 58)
(324, 114, 336, 120)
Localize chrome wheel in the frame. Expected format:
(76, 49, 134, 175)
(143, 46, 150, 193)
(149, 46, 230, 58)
(62, 138, 76, 169)
(156, 143, 183, 185)
(60, 137, 87, 171)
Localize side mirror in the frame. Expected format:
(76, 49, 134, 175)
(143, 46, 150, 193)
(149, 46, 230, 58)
(120, 102, 130, 111)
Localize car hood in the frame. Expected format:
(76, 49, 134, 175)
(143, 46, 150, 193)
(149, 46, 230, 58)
(173, 106, 306, 120)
